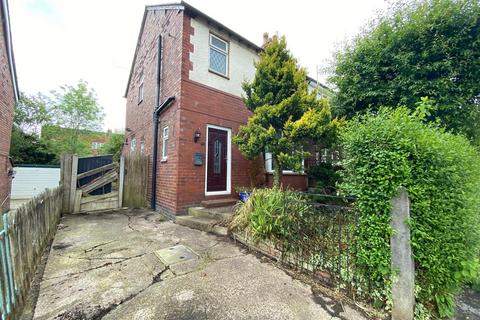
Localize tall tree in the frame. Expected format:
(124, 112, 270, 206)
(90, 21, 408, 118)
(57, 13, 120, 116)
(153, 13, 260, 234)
(51, 80, 105, 154)
(14, 92, 51, 133)
(330, 0, 480, 143)
(234, 36, 341, 186)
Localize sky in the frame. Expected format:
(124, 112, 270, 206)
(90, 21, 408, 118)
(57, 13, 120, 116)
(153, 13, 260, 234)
(9, 0, 389, 131)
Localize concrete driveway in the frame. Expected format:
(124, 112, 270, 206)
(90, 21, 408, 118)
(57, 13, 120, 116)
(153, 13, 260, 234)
(32, 209, 366, 320)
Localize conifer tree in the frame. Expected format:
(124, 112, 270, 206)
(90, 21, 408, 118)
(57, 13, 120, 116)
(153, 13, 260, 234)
(234, 36, 341, 186)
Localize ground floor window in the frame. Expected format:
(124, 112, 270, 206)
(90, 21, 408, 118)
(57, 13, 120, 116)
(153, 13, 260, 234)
(162, 127, 169, 160)
(264, 152, 304, 173)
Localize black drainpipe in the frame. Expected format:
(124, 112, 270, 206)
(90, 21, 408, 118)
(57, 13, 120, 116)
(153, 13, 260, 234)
(151, 34, 175, 210)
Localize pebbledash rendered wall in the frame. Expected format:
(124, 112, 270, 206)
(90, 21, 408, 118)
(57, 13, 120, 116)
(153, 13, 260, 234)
(0, 4, 15, 212)
(124, 7, 308, 216)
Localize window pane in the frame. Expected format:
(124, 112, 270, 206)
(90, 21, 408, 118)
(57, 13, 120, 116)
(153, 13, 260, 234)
(210, 49, 227, 75)
(265, 152, 272, 172)
(138, 83, 144, 102)
(162, 138, 168, 158)
(214, 140, 222, 174)
(211, 36, 227, 51)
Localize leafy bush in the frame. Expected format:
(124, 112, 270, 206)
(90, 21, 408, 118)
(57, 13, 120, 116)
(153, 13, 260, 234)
(100, 133, 125, 162)
(307, 162, 340, 191)
(340, 104, 480, 317)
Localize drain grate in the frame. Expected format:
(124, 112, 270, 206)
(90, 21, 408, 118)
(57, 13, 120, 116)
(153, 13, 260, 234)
(154, 245, 199, 266)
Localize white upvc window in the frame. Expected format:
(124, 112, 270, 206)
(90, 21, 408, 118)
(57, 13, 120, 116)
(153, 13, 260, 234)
(130, 138, 136, 153)
(91, 141, 103, 150)
(162, 127, 169, 160)
(140, 140, 145, 154)
(264, 152, 304, 174)
(209, 34, 229, 77)
(138, 70, 144, 104)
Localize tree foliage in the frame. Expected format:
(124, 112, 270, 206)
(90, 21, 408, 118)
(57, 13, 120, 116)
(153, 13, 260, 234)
(51, 80, 104, 154)
(14, 93, 51, 133)
(234, 36, 341, 186)
(331, 0, 480, 143)
(100, 133, 125, 162)
(10, 126, 57, 165)
(340, 101, 480, 317)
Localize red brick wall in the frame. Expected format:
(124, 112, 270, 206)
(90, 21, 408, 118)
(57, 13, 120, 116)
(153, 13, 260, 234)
(125, 9, 308, 215)
(265, 174, 308, 191)
(0, 11, 15, 212)
(123, 9, 184, 216)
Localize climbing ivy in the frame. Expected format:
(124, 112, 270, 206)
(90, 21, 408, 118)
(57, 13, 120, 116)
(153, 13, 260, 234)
(340, 102, 480, 317)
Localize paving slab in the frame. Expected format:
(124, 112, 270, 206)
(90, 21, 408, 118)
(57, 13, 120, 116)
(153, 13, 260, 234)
(32, 209, 366, 320)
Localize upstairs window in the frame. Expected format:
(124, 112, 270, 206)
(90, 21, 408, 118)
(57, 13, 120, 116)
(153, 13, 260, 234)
(138, 70, 144, 104)
(91, 141, 104, 150)
(209, 34, 228, 77)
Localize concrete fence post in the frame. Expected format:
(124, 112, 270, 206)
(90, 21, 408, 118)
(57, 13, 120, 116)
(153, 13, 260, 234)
(391, 187, 415, 320)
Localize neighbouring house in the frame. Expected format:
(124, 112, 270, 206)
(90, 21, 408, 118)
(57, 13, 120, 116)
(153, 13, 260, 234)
(41, 126, 122, 159)
(123, 1, 331, 217)
(0, 0, 20, 213)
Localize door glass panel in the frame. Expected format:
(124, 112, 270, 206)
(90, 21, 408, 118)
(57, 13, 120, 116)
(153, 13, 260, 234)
(214, 139, 222, 174)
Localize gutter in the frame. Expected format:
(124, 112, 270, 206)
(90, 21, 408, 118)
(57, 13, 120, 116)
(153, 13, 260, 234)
(151, 96, 175, 210)
(1, 0, 19, 102)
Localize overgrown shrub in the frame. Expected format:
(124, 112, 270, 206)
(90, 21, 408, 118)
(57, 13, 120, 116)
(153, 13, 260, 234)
(230, 187, 311, 241)
(340, 105, 480, 317)
(307, 162, 341, 191)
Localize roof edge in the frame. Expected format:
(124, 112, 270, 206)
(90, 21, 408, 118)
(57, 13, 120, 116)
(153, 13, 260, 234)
(124, 1, 331, 98)
(1, 0, 19, 102)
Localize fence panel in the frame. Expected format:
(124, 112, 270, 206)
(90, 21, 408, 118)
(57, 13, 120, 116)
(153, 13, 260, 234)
(122, 154, 148, 208)
(279, 200, 361, 292)
(0, 187, 62, 320)
(77, 155, 113, 195)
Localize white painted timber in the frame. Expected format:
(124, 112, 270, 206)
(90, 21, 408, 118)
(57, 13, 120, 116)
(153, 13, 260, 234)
(11, 167, 61, 199)
(189, 17, 258, 97)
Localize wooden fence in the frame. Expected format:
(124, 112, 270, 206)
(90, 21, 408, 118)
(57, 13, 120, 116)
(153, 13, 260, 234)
(122, 154, 148, 208)
(1, 187, 62, 319)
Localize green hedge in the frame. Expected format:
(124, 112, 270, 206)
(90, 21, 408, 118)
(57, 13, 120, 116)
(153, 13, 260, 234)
(340, 105, 480, 317)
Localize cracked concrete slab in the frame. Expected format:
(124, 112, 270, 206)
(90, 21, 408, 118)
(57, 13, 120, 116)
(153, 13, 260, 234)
(33, 209, 367, 320)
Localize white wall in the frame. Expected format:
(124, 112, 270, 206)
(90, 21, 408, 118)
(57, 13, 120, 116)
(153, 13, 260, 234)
(189, 17, 258, 97)
(11, 167, 61, 199)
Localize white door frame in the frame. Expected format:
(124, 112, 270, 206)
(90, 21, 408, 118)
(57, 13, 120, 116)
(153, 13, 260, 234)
(205, 124, 232, 196)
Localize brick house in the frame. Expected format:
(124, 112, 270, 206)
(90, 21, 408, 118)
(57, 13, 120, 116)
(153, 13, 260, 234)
(0, 0, 19, 213)
(123, 1, 330, 217)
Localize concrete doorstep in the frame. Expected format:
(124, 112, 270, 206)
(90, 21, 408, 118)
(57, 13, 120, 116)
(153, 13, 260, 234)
(175, 206, 232, 236)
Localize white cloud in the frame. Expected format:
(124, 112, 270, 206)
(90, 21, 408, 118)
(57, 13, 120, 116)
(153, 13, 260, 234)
(9, 0, 388, 131)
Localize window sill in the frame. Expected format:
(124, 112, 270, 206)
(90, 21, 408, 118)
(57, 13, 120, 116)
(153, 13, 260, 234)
(161, 157, 168, 163)
(266, 171, 306, 176)
(208, 69, 229, 80)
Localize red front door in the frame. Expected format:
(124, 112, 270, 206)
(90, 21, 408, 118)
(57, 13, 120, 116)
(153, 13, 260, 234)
(207, 128, 228, 192)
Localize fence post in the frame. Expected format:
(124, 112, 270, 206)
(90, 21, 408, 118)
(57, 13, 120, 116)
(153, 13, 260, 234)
(118, 156, 125, 208)
(391, 187, 415, 320)
(68, 155, 79, 214)
(60, 154, 72, 213)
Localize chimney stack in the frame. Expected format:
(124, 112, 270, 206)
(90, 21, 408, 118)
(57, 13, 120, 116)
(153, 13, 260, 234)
(262, 32, 270, 48)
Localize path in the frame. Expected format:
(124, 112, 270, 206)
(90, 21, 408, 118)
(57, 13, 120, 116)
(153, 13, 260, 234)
(32, 209, 366, 320)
